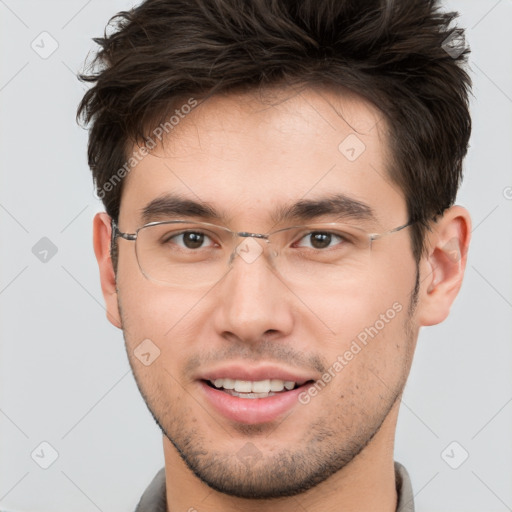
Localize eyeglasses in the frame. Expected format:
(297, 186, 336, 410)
(111, 219, 413, 289)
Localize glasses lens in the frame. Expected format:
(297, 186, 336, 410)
(135, 222, 231, 286)
(269, 224, 372, 289)
(134, 221, 373, 289)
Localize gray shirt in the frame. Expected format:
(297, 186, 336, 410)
(135, 461, 414, 511)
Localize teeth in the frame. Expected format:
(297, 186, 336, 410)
(222, 378, 235, 390)
(252, 379, 270, 393)
(210, 378, 298, 394)
(234, 380, 252, 393)
(270, 379, 284, 392)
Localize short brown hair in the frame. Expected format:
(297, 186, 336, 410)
(77, 0, 471, 261)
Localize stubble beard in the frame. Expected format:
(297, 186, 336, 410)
(119, 273, 419, 499)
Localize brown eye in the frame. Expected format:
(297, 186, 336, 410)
(166, 231, 212, 249)
(309, 232, 332, 249)
(182, 232, 205, 249)
(296, 231, 343, 250)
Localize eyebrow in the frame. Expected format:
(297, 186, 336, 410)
(141, 195, 220, 224)
(140, 193, 376, 226)
(274, 194, 376, 225)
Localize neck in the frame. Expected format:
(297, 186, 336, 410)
(163, 401, 400, 512)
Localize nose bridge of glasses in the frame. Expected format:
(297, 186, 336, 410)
(226, 230, 273, 267)
(236, 231, 269, 240)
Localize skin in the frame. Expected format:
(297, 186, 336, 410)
(93, 86, 471, 512)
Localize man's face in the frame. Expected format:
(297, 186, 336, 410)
(114, 87, 419, 498)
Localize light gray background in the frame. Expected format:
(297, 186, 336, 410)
(0, 1, 511, 511)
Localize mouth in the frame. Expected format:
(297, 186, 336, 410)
(204, 378, 312, 399)
(198, 369, 317, 424)
(197, 364, 319, 424)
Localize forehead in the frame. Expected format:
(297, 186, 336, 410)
(120, 85, 405, 229)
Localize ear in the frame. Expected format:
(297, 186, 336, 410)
(416, 206, 471, 326)
(93, 212, 122, 329)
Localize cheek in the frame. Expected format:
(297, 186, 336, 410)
(296, 254, 416, 382)
(298, 268, 412, 343)
(121, 287, 197, 335)
(115, 244, 197, 340)
(117, 272, 213, 378)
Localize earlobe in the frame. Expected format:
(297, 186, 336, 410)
(417, 206, 471, 326)
(93, 212, 122, 329)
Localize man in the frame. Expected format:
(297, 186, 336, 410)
(77, 0, 472, 510)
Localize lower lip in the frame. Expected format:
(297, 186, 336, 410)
(199, 381, 307, 424)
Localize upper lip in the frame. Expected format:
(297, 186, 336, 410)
(197, 363, 318, 385)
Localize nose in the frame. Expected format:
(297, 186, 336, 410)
(212, 237, 294, 344)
